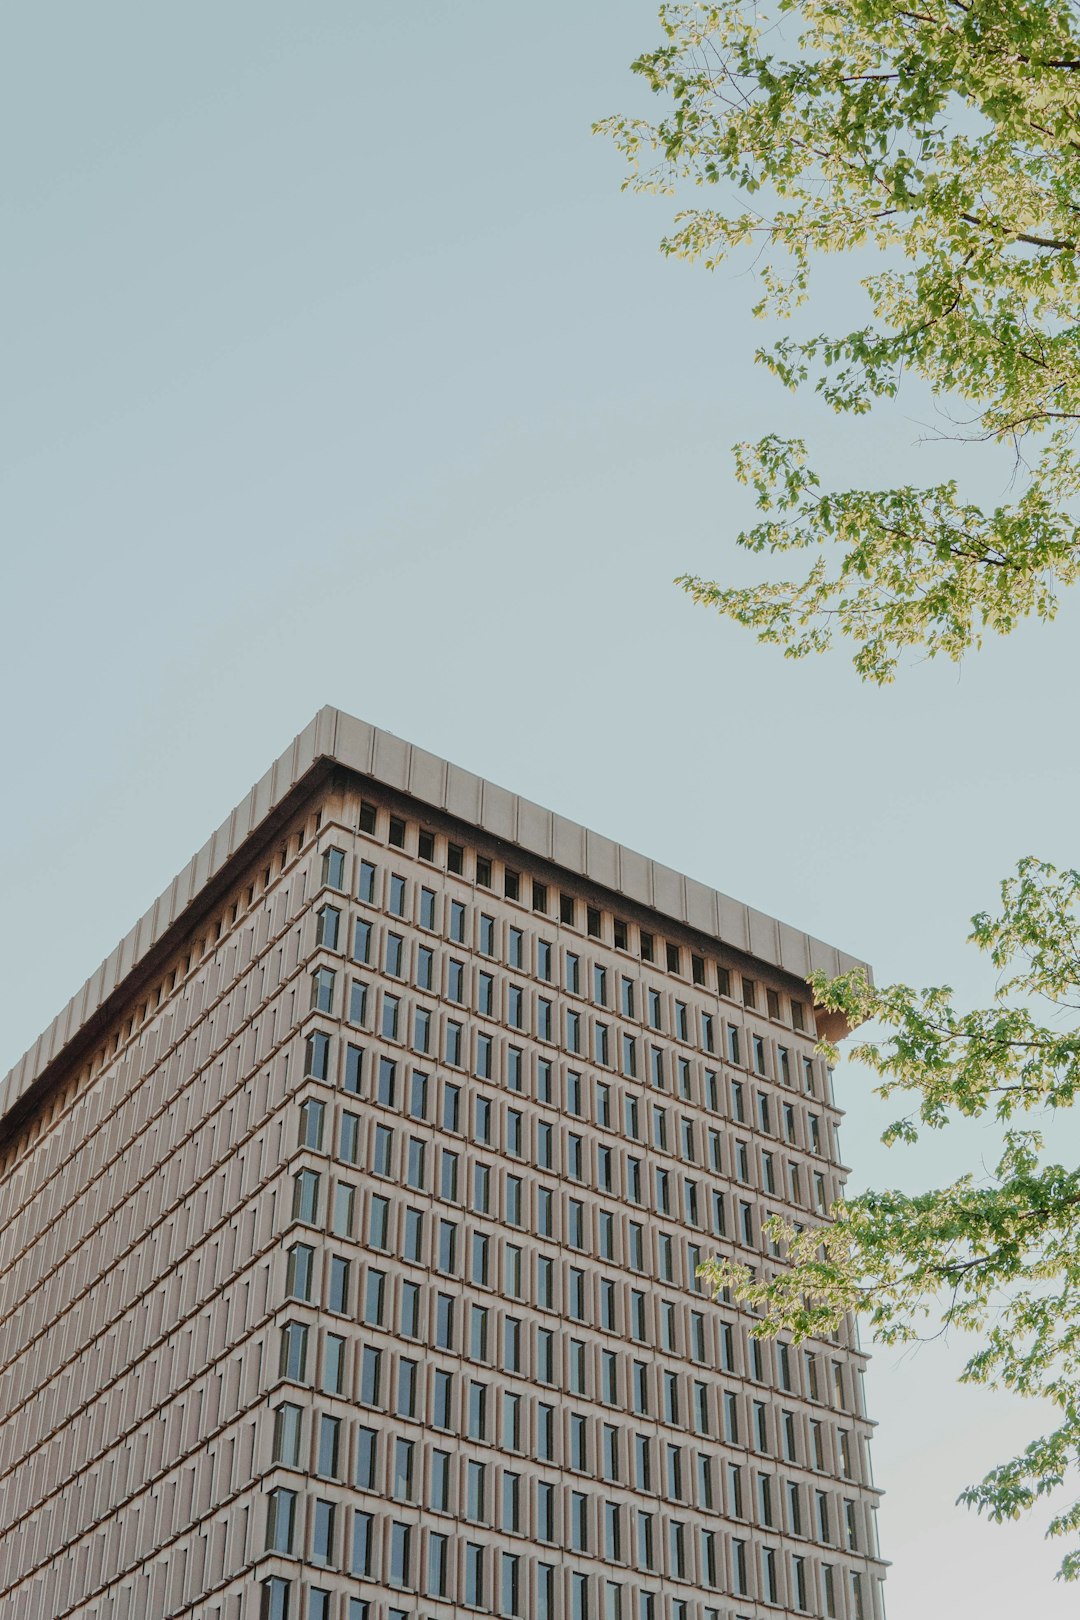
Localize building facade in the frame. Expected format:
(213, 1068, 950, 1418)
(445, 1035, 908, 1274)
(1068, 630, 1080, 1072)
(0, 709, 885, 1620)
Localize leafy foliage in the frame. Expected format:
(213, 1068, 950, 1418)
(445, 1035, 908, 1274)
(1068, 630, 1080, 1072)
(597, 0, 1080, 680)
(699, 858, 1080, 1576)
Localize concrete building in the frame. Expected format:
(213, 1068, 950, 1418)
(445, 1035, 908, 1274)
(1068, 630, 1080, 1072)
(0, 707, 886, 1620)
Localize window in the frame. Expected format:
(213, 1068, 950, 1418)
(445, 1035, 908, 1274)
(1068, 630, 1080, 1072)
(316, 904, 341, 950)
(406, 1136, 426, 1189)
(351, 1510, 373, 1576)
(359, 1345, 382, 1406)
(319, 1331, 343, 1397)
(381, 993, 400, 1041)
(329, 1263, 355, 1326)
(465, 1543, 485, 1608)
(500, 1551, 521, 1616)
(397, 1357, 417, 1418)
(260, 1578, 291, 1620)
(637, 1510, 654, 1569)
(537, 1480, 555, 1541)
(426, 1530, 449, 1597)
(468, 1380, 488, 1440)
(321, 847, 346, 889)
(761, 1546, 779, 1605)
(362, 1266, 383, 1325)
(273, 1402, 302, 1468)
(571, 1490, 589, 1551)
(399, 1278, 420, 1337)
(312, 1498, 336, 1565)
(438, 1219, 458, 1274)
(440, 1149, 459, 1202)
(432, 1291, 455, 1350)
(603, 1417, 620, 1475)
(433, 1369, 453, 1429)
(285, 1242, 314, 1303)
(605, 1500, 623, 1561)
(304, 1030, 331, 1082)
(292, 1168, 320, 1224)
(371, 1124, 392, 1178)
(390, 1203, 417, 1261)
(357, 859, 376, 903)
(311, 967, 336, 1014)
(265, 1486, 296, 1553)
(571, 1412, 588, 1470)
(471, 1303, 490, 1360)
(731, 1538, 748, 1597)
(333, 1179, 355, 1237)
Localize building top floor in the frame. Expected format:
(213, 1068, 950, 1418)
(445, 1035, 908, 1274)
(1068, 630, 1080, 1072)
(0, 707, 870, 1141)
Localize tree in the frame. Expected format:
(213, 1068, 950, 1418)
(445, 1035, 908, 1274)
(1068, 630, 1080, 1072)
(599, 0, 1080, 1580)
(598, 0, 1080, 684)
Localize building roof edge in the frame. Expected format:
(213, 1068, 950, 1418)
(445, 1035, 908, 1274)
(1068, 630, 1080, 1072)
(0, 706, 871, 1130)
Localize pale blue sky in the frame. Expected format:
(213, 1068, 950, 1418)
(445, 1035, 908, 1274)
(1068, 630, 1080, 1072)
(4, 5, 1079, 1613)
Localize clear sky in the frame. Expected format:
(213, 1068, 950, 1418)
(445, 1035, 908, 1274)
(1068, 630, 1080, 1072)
(4, 5, 1079, 1614)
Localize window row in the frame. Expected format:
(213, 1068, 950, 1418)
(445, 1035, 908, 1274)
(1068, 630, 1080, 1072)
(271, 1401, 878, 1552)
(310, 930, 824, 1101)
(274, 1322, 867, 1482)
(323, 824, 812, 1034)
(302, 1032, 836, 1170)
(264, 1493, 878, 1617)
(290, 1133, 829, 1281)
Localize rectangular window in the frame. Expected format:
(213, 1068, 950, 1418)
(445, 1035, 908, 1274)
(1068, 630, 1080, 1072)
(273, 1402, 302, 1468)
(397, 1358, 417, 1417)
(438, 1219, 458, 1273)
(265, 1487, 296, 1554)
(400, 1279, 420, 1337)
(322, 847, 346, 889)
(465, 1544, 485, 1609)
(363, 1267, 383, 1324)
(286, 1243, 314, 1302)
(351, 1510, 373, 1577)
(341, 1042, 362, 1095)
(329, 1255, 352, 1314)
(435, 1291, 455, 1349)
(372, 1124, 393, 1177)
(433, 1369, 453, 1429)
(428, 1532, 448, 1598)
